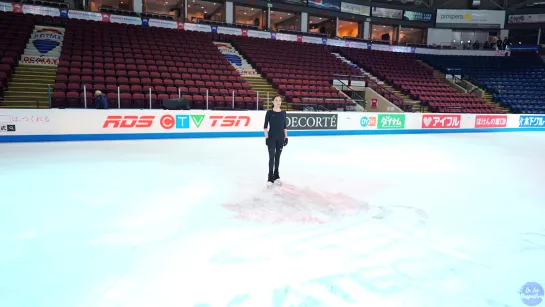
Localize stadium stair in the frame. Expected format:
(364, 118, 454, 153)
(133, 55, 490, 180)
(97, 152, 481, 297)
(214, 41, 288, 110)
(243, 76, 287, 110)
(331, 53, 382, 84)
(418, 59, 506, 114)
(1, 65, 56, 108)
(335, 51, 422, 112)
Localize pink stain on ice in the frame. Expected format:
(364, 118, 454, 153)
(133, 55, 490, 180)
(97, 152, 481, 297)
(223, 183, 370, 225)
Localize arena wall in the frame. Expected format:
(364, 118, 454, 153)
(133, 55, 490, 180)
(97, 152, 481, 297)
(1, 110, 545, 143)
(0, 1, 514, 57)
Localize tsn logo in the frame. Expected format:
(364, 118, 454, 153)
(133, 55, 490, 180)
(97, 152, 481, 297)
(103, 115, 251, 128)
(209, 115, 250, 127)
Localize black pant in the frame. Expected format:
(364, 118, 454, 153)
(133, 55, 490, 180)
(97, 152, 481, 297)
(267, 138, 283, 175)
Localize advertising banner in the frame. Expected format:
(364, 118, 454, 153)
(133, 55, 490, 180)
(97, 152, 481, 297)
(2, 110, 545, 143)
(436, 9, 506, 28)
(20, 55, 59, 66)
(147, 19, 178, 29)
(359, 115, 377, 128)
(377, 114, 405, 129)
(519, 116, 545, 128)
(286, 113, 338, 130)
(22, 4, 60, 16)
(371, 7, 402, 19)
(308, 0, 341, 12)
(421, 114, 461, 129)
(508, 14, 545, 24)
(276, 0, 308, 5)
(20, 25, 64, 64)
(302, 36, 325, 44)
(184, 23, 212, 32)
(340, 2, 370, 16)
(0, 1, 12, 11)
(109, 14, 142, 25)
(275, 33, 298, 42)
(475, 115, 507, 128)
(247, 30, 273, 39)
(403, 11, 433, 22)
(217, 26, 243, 35)
(66, 10, 103, 21)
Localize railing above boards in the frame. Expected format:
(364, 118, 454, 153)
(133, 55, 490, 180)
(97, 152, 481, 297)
(332, 74, 367, 109)
(289, 97, 359, 112)
(366, 78, 414, 112)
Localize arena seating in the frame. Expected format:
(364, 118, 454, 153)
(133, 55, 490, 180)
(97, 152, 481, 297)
(52, 19, 259, 109)
(418, 53, 545, 114)
(340, 48, 502, 113)
(0, 12, 35, 98)
(232, 37, 360, 110)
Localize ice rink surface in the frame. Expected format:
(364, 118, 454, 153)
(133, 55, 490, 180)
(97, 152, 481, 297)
(1, 132, 545, 307)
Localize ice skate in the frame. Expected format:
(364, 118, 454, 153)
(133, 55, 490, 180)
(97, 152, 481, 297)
(273, 171, 282, 186)
(267, 173, 274, 187)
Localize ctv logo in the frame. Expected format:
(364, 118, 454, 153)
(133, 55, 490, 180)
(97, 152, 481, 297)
(103, 115, 154, 128)
(160, 114, 204, 129)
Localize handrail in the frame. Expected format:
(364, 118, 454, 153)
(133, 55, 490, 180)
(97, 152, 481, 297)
(366, 78, 412, 112)
(332, 74, 366, 109)
(293, 97, 357, 112)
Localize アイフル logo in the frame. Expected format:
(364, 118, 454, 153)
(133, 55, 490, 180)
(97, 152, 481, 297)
(422, 115, 461, 129)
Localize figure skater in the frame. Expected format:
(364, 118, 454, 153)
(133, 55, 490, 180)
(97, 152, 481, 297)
(263, 95, 288, 186)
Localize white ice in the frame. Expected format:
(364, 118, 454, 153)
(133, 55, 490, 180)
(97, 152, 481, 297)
(1, 132, 545, 307)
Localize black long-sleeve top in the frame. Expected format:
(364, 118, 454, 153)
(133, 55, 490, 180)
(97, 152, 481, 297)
(264, 110, 286, 139)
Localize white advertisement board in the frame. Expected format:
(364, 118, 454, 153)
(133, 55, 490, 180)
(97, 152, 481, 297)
(1, 110, 544, 143)
(340, 2, 370, 16)
(436, 9, 506, 28)
(508, 14, 545, 24)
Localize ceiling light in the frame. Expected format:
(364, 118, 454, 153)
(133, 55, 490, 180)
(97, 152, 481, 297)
(188, 5, 190, 7)
(280, 17, 282, 19)
(288, 13, 290, 15)
(201, 6, 204, 9)
(319, 17, 322, 20)
(244, 12, 246, 14)
(205, 11, 207, 13)
(251, 8, 254, 10)
(382, 25, 385, 28)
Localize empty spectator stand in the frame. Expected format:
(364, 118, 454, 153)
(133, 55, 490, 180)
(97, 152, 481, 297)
(340, 48, 502, 114)
(52, 19, 260, 109)
(0, 12, 35, 103)
(418, 53, 545, 114)
(231, 37, 360, 111)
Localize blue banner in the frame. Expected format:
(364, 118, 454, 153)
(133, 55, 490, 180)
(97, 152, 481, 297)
(308, 0, 341, 11)
(403, 11, 432, 22)
(509, 45, 539, 52)
(519, 116, 545, 128)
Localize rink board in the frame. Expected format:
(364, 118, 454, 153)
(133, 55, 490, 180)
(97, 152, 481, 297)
(1, 109, 545, 143)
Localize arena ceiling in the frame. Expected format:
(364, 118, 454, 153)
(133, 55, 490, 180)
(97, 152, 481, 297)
(353, 0, 545, 10)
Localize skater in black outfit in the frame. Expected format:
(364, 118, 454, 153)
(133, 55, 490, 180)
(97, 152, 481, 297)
(264, 95, 288, 185)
